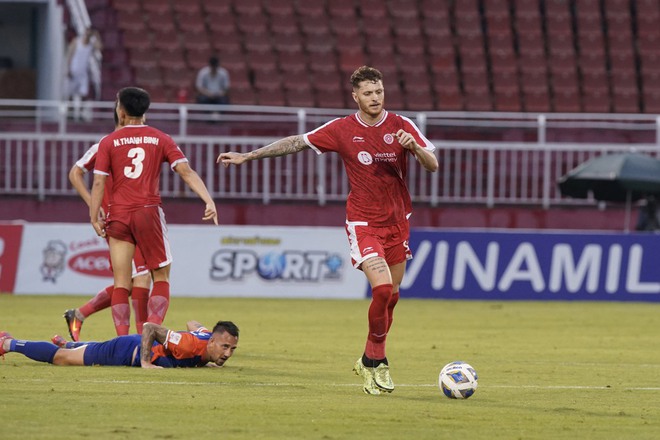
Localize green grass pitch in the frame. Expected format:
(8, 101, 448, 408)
(1, 294, 659, 440)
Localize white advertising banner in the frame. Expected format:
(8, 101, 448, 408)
(13, 223, 366, 299)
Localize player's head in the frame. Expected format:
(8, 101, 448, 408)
(209, 56, 219, 69)
(207, 321, 239, 366)
(116, 87, 150, 120)
(350, 66, 385, 118)
(113, 106, 119, 128)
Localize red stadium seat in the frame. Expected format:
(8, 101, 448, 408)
(523, 86, 551, 112)
(435, 86, 463, 111)
(464, 87, 493, 111)
(582, 88, 611, 113)
(233, 0, 261, 16)
(257, 88, 287, 106)
(494, 87, 523, 113)
(286, 88, 316, 108)
(612, 88, 640, 113)
(553, 88, 581, 113)
(264, 0, 295, 17)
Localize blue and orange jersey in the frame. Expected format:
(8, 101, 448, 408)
(150, 328, 211, 368)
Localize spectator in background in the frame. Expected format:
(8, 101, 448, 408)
(195, 56, 231, 108)
(66, 27, 102, 121)
(636, 195, 660, 231)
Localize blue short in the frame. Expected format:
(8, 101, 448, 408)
(83, 334, 142, 367)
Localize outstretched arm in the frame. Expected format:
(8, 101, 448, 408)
(173, 162, 218, 225)
(216, 135, 309, 166)
(140, 322, 169, 369)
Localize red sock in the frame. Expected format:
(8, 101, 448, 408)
(365, 283, 393, 360)
(387, 290, 400, 332)
(79, 285, 113, 318)
(147, 281, 170, 325)
(111, 287, 130, 336)
(131, 286, 150, 334)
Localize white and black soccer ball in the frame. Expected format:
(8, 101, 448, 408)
(439, 361, 478, 399)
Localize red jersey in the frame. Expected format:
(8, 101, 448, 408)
(304, 111, 436, 226)
(94, 125, 187, 212)
(75, 142, 112, 213)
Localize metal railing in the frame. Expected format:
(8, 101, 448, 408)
(1, 100, 660, 207)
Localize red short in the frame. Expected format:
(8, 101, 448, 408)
(345, 219, 412, 269)
(106, 205, 172, 270)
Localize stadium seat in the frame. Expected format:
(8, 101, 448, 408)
(553, 88, 581, 113)
(157, 48, 187, 70)
(162, 67, 193, 89)
(244, 33, 273, 53)
(404, 90, 435, 111)
(236, 13, 269, 35)
(278, 51, 307, 73)
(202, 0, 231, 15)
(358, 0, 387, 19)
(643, 89, 660, 113)
(152, 30, 181, 52)
(264, 0, 295, 17)
(121, 28, 152, 50)
(582, 89, 611, 113)
(270, 14, 299, 36)
(186, 47, 215, 70)
(328, 1, 356, 18)
(286, 88, 316, 108)
(315, 90, 346, 109)
(181, 31, 211, 52)
(296, 0, 327, 17)
(233, 0, 262, 16)
(128, 46, 158, 68)
(523, 86, 551, 112)
(282, 69, 311, 91)
(464, 86, 492, 111)
(612, 88, 640, 113)
(300, 15, 331, 36)
(257, 88, 286, 106)
(494, 87, 523, 113)
(435, 86, 463, 111)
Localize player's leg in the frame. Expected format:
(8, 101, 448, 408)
(63, 284, 114, 341)
(148, 265, 171, 325)
(387, 262, 405, 332)
(346, 222, 394, 394)
(133, 206, 173, 326)
(131, 273, 151, 334)
(0, 333, 85, 366)
(108, 236, 135, 336)
(130, 245, 151, 334)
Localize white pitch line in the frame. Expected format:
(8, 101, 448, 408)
(6, 378, 660, 391)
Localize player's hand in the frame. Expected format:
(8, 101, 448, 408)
(203, 202, 218, 225)
(395, 129, 418, 151)
(217, 152, 247, 167)
(141, 361, 164, 369)
(91, 218, 106, 238)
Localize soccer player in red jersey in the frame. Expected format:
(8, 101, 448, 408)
(0, 320, 238, 368)
(218, 66, 438, 395)
(91, 87, 218, 331)
(65, 109, 152, 340)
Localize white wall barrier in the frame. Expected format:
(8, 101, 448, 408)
(2, 222, 659, 302)
(2, 223, 366, 299)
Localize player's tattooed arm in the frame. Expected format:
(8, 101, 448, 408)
(217, 135, 309, 166)
(140, 322, 169, 369)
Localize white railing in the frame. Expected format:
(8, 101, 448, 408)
(1, 100, 660, 206)
(2, 134, 659, 207)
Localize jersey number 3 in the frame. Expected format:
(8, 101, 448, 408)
(124, 147, 145, 179)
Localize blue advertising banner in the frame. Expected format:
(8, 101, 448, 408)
(400, 230, 660, 302)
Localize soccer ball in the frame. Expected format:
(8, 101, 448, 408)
(439, 361, 478, 399)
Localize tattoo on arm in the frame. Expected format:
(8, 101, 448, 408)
(246, 135, 309, 160)
(140, 323, 169, 364)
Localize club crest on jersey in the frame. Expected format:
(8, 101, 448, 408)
(383, 133, 395, 144)
(357, 151, 373, 165)
(352, 136, 365, 143)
